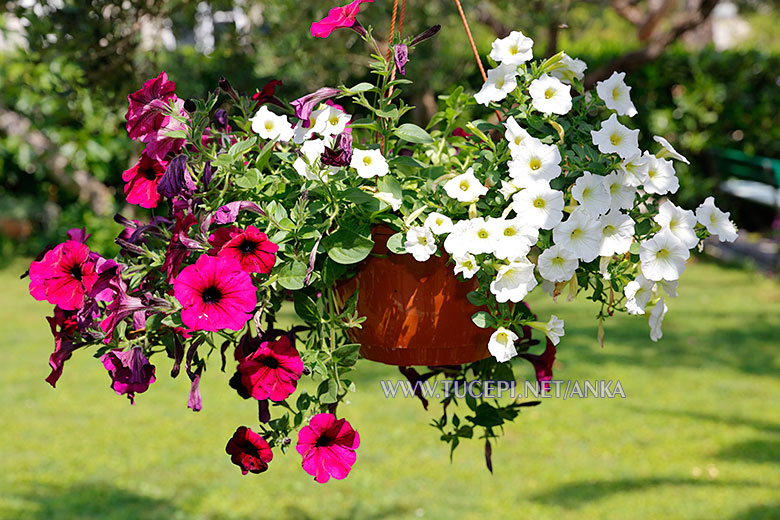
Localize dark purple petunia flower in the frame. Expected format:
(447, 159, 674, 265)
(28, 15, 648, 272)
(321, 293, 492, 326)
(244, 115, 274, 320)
(157, 154, 195, 199)
(321, 132, 353, 167)
(519, 338, 556, 391)
(125, 72, 178, 140)
(214, 109, 229, 129)
(225, 426, 274, 475)
(291, 87, 342, 122)
(100, 347, 156, 404)
(410, 24, 441, 46)
(162, 211, 198, 283)
(394, 44, 408, 75)
(45, 307, 81, 387)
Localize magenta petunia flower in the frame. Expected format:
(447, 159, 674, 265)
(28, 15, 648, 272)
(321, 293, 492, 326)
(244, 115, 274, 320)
(211, 226, 279, 274)
(173, 255, 257, 332)
(29, 240, 99, 311)
(141, 98, 188, 161)
(225, 426, 274, 475)
(45, 306, 81, 387)
(519, 338, 557, 391)
(296, 413, 360, 483)
(122, 153, 168, 209)
(310, 0, 373, 38)
(125, 72, 178, 140)
(238, 334, 303, 401)
(100, 347, 156, 404)
(291, 87, 342, 122)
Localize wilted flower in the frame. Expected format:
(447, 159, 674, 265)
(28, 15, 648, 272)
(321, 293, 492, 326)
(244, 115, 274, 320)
(648, 297, 668, 342)
(226, 426, 274, 475)
(394, 44, 408, 75)
(157, 154, 196, 199)
(321, 132, 353, 167)
(519, 338, 557, 391)
(100, 347, 156, 404)
(125, 71, 178, 140)
(291, 87, 342, 122)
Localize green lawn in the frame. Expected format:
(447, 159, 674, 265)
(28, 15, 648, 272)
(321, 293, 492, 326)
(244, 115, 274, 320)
(1, 257, 779, 520)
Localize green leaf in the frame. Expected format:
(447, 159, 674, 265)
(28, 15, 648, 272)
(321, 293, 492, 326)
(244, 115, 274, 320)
(347, 82, 375, 93)
(471, 311, 495, 329)
(228, 136, 257, 159)
(318, 380, 339, 404)
(296, 392, 311, 412)
(377, 176, 402, 200)
(234, 168, 261, 189)
(343, 187, 376, 205)
(333, 344, 361, 366)
(390, 156, 424, 169)
(322, 229, 374, 265)
(293, 291, 319, 324)
(466, 291, 488, 306)
(277, 261, 307, 290)
(164, 129, 188, 139)
(255, 139, 276, 172)
(386, 232, 406, 254)
(471, 403, 505, 427)
(375, 107, 399, 119)
(348, 118, 380, 131)
(394, 123, 434, 144)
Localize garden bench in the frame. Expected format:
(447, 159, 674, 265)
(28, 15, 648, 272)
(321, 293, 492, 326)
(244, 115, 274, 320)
(711, 148, 780, 210)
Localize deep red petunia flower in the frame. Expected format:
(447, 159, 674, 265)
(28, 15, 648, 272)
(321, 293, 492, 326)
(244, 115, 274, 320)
(29, 240, 99, 311)
(122, 153, 168, 209)
(210, 226, 279, 274)
(238, 334, 303, 401)
(297, 413, 360, 483)
(100, 347, 156, 404)
(225, 426, 274, 475)
(310, 0, 373, 38)
(519, 338, 557, 391)
(45, 306, 81, 388)
(125, 72, 178, 140)
(173, 255, 257, 332)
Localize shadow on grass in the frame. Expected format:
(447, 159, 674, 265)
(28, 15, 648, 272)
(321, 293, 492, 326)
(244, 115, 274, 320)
(529, 476, 767, 509)
(717, 439, 780, 465)
(624, 407, 780, 437)
(730, 503, 780, 520)
(0, 483, 188, 520)
(283, 503, 411, 520)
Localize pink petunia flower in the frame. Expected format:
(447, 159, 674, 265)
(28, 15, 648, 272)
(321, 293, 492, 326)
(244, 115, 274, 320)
(125, 72, 178, 140)
(100, 346, 156, 404)
(238, 334, 304, 402)
(122, 153, 168, 209)
(173, 255, 257, 332)
(225, 426, 274, 475)
(141, 98, 188, 161)
(310, 0, 373, 38)
(296, 413, 360, 483)
(210, 226, 279, 274)
(29, 240, 99, 311)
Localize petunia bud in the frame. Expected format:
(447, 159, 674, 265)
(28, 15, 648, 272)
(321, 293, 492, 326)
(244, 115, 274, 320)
(183, 99, 196, 112)
(218, 77, 239, 102)
(394, 44, 408, 75)
(410, 24, 441, 46)
(290, 87, 343, 122)
(157, 154, 195, 198)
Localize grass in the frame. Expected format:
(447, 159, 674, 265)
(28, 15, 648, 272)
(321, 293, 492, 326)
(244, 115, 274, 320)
(1, 256, 779, 520)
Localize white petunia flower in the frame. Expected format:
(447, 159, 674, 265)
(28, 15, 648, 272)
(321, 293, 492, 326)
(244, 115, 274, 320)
(551, 53, 587, 84)
(537, 244, 578, 282)
(251, 106, 295, 142)
(489, 30, 534, 66)
(490, 217, 539, 260)
(552, 208, 602, 262)
(654, 201, 698, 249)
(443, 220, 472, 257)
(528, 74, 572, 115)
(443, 167, 488, 203)
(591, 113, 640, 159)
(424, 212, 454, 235)
(599, 211, 635, 256)
(542, 315, 565, 345)
(648, 297, 668, 342)
(453, 253, 480, 279)
(464, 217, 498, 255)
(643, 154, 679, 195)
(508, 137, 562, 186)
(350, 149, 389, 178)
(624, 274, 654, 315)
(603, 171, 636, 211)
(639, 230, 690, 281)
(653, 136, 689, 164)
(618, 153, 650, 187)
(293, 138, 334, 181)
(512, 181, 565, 230)
(474, 64, 518, 106)
(404, 226, 437, 262)
(504, 116, 532, 157)
(374, 191, 401, 211)
(571, 171, 612, 216)
(657, 279, 679, 298)
(695, 196, 738, 242)
(309, 104, 351, 138)
(499, 179, 521, 199)
(490, 259, 538, 303)
(488, 327, 519, 363)
(595, 71, 637, 117)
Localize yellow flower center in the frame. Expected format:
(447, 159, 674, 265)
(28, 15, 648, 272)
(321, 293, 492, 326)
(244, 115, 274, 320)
(610, 133, 622, 146)
(496, 332, 508, 342)
(529, 158, 542, 171)
(509, 45, 519, 55)
(570, 228, 582, 239)
(648, 168, 657, 179)
(496, 79, 505, 89)
(656, 248, 669, 259)
(477, 229, 489, 239)
(582, 188, 592, 199)
(551, 256, 564, 266)
(533, 198, 546, 208)
(459, 180, 470, 191)
(504, 227, 516, 237)
(514, 136, 523, 146)
(544, 88, 555, 99)
(363, 156, 372, 166)
(328, 115, 340, 126)
(603, 225, 615, 236)
(264, 121, 274, 131)
(612, 87, 621, 100)
(610, 183, 619, 195)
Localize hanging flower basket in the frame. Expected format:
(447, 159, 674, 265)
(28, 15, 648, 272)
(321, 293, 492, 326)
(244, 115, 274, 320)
(336, 225, 491, 366)
(23, 0, 739, 483)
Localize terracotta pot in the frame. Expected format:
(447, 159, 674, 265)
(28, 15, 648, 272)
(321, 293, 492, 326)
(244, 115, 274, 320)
(335, 225, 491, 366)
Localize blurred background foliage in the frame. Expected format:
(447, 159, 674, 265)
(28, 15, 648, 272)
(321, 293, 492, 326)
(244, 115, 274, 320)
(1, 0, 779, 257)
